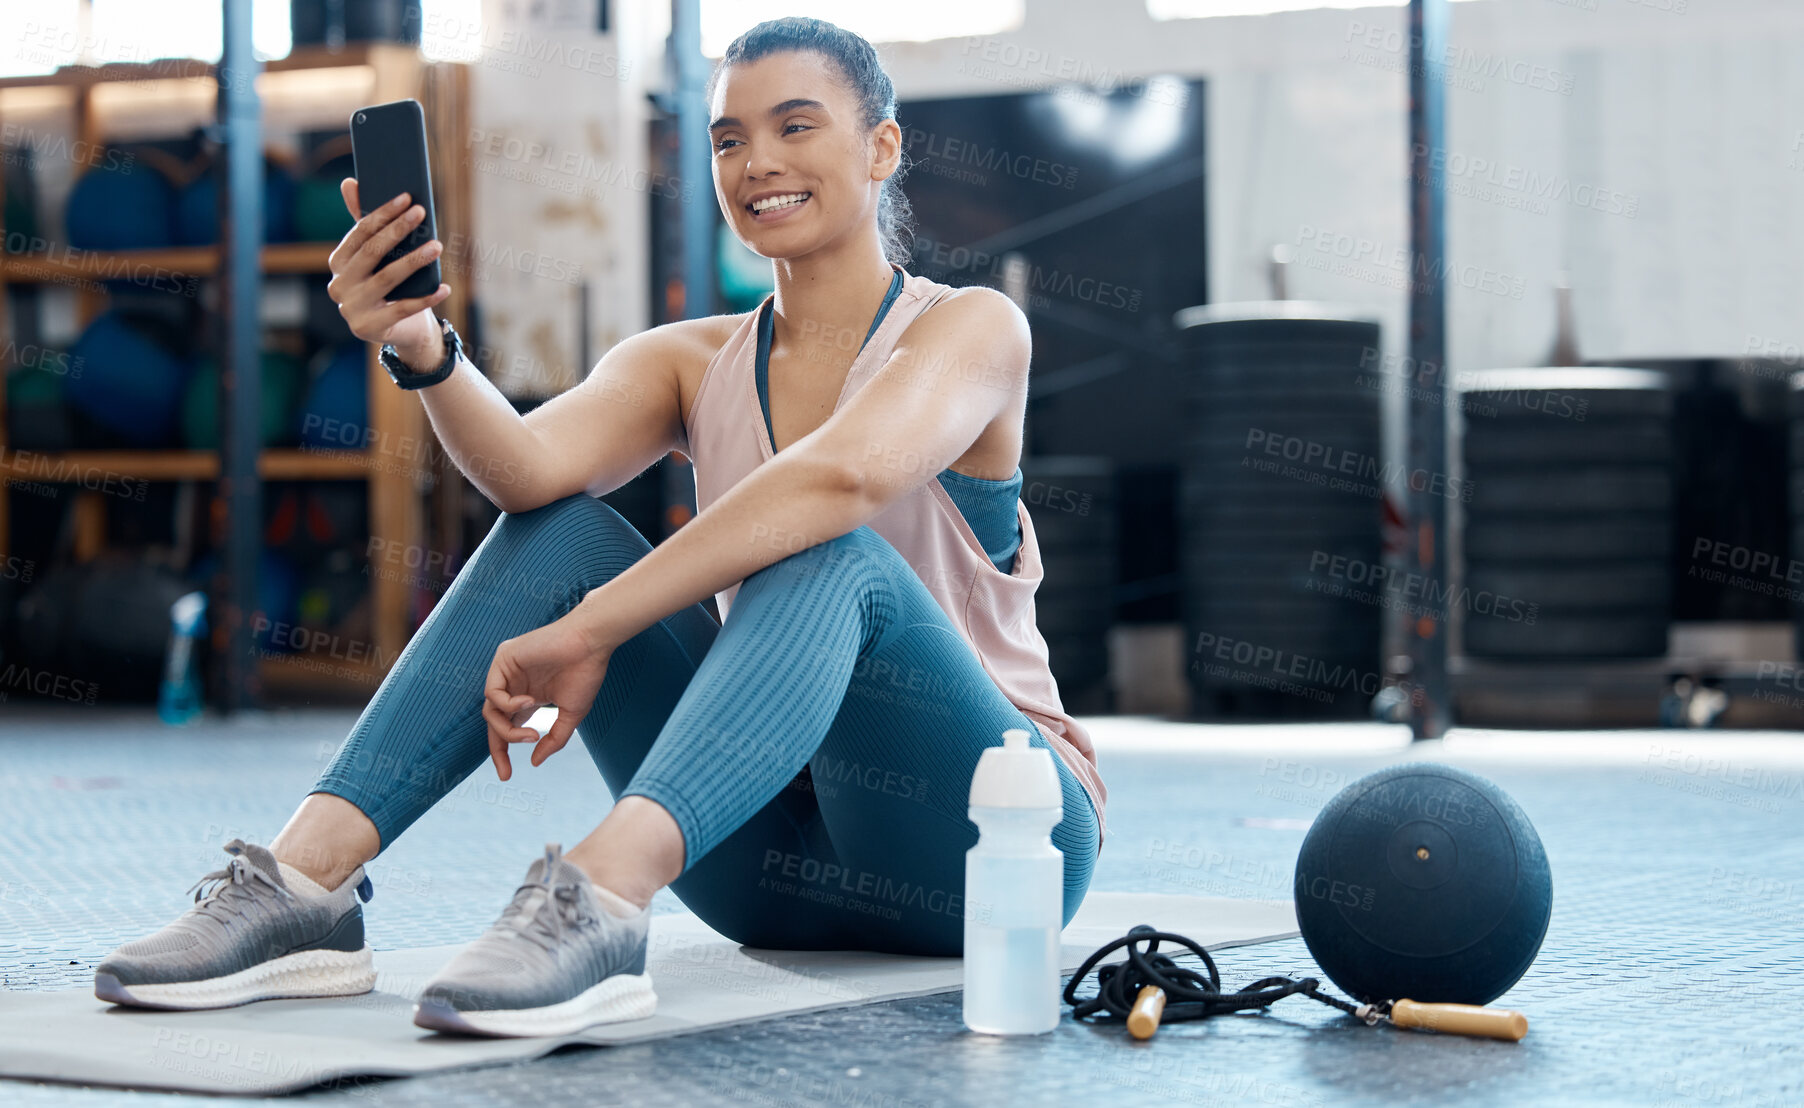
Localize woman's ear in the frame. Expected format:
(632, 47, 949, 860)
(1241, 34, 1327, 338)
(870, 117, 903, 182)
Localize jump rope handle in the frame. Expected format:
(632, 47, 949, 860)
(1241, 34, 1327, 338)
(1390, 999, 1529, 1041)
(1127, 985, 1167, 1040)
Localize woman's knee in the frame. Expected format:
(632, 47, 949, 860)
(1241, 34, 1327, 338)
(472, 494, 649, 590)
(495, 492, 640, 540)
(746, 525, 902, 592)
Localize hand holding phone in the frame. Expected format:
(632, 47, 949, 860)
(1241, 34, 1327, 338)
(328, 99, 452, 362)
(325, 183, 449, 359)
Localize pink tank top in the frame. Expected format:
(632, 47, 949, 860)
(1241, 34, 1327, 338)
(679, 265, 1109, 846)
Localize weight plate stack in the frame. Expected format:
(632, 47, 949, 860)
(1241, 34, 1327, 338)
(1175, 305, 1384, 719)
(1456, 367, 1674, 659)
(1021, 455, 1116, 714)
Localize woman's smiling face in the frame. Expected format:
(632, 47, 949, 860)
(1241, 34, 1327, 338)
(708, 49, 899, 260)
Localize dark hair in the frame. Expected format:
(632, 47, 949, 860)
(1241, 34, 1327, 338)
(707, 17, 916, 266)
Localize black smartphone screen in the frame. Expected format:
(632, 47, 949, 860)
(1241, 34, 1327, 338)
(348, 98, 441, 302)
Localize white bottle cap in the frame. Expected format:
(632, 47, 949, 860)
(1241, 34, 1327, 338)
(969, 727, 1062, 810)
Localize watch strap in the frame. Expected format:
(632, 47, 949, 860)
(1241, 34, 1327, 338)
(382, 318, 459, 390)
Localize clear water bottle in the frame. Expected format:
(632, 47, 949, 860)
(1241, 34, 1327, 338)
(963, 726, 1064, 1035)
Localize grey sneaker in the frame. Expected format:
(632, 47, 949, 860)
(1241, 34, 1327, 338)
(94, 838, 376, 1010)
(412, 842, 655, 1037)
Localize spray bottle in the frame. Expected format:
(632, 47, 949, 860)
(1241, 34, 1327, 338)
(963, 726, 1064, 1035)
(157, 591, 206, 725)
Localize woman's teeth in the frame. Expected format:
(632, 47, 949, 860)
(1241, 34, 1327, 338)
(751, 192, 810, 213)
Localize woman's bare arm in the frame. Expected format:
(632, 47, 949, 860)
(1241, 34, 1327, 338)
(328, 177, 695, 513)
(399, 325, 697, 513)
(568, 287, 1031, 651)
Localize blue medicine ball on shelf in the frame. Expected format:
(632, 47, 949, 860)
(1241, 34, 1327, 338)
(298, 344, 371, 450)
(64, 312, 191, 446)
(175, 159, 299, 246)
(65, 160, 179, 251)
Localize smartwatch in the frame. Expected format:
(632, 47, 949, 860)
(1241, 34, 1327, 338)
(379, 316, 461, 390)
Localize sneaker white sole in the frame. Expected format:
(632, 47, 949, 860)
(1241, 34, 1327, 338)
(412, 972, 658, 1038)
(94, 944, 378, 1010)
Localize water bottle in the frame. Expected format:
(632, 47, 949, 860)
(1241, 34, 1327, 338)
(963, 726, 1064, 1035)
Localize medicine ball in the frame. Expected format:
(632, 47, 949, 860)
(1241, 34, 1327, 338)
(298, 344, 370, 450)
(180, 350, 306, 449)
(6, 360, 75, 452)
(175, 155, 299, 246)
(65, 312, 191, 447)
(14, 560, 190, 701)
(1293, 763, 1552, 1006)
(294, 137, 358, 244)
(65, 152, 180, 251)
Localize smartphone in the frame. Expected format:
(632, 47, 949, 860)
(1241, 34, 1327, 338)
(348, 98, 440, 301)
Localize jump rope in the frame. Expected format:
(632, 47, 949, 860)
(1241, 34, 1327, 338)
(1065, 925, 1528, 1042)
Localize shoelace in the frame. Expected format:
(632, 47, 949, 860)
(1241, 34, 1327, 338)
(492, 848, 596, 955)
(185, 843, 294, 928)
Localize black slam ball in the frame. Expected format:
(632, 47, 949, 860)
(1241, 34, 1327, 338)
(1293, 763, 1552, 1006)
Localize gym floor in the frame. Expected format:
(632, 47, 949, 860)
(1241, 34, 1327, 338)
(3, 709, 1799, 1107)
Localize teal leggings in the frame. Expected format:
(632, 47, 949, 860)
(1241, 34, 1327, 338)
(312, 494, 1098, 955)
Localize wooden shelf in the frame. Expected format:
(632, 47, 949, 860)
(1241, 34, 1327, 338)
(0, 42, 418, 91)
(0, 242, 336, 283)
(0, 44, 473, 702)
(0, 448, 375, 483)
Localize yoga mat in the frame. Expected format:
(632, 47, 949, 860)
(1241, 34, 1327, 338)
(0, 892, 1297, 1096)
